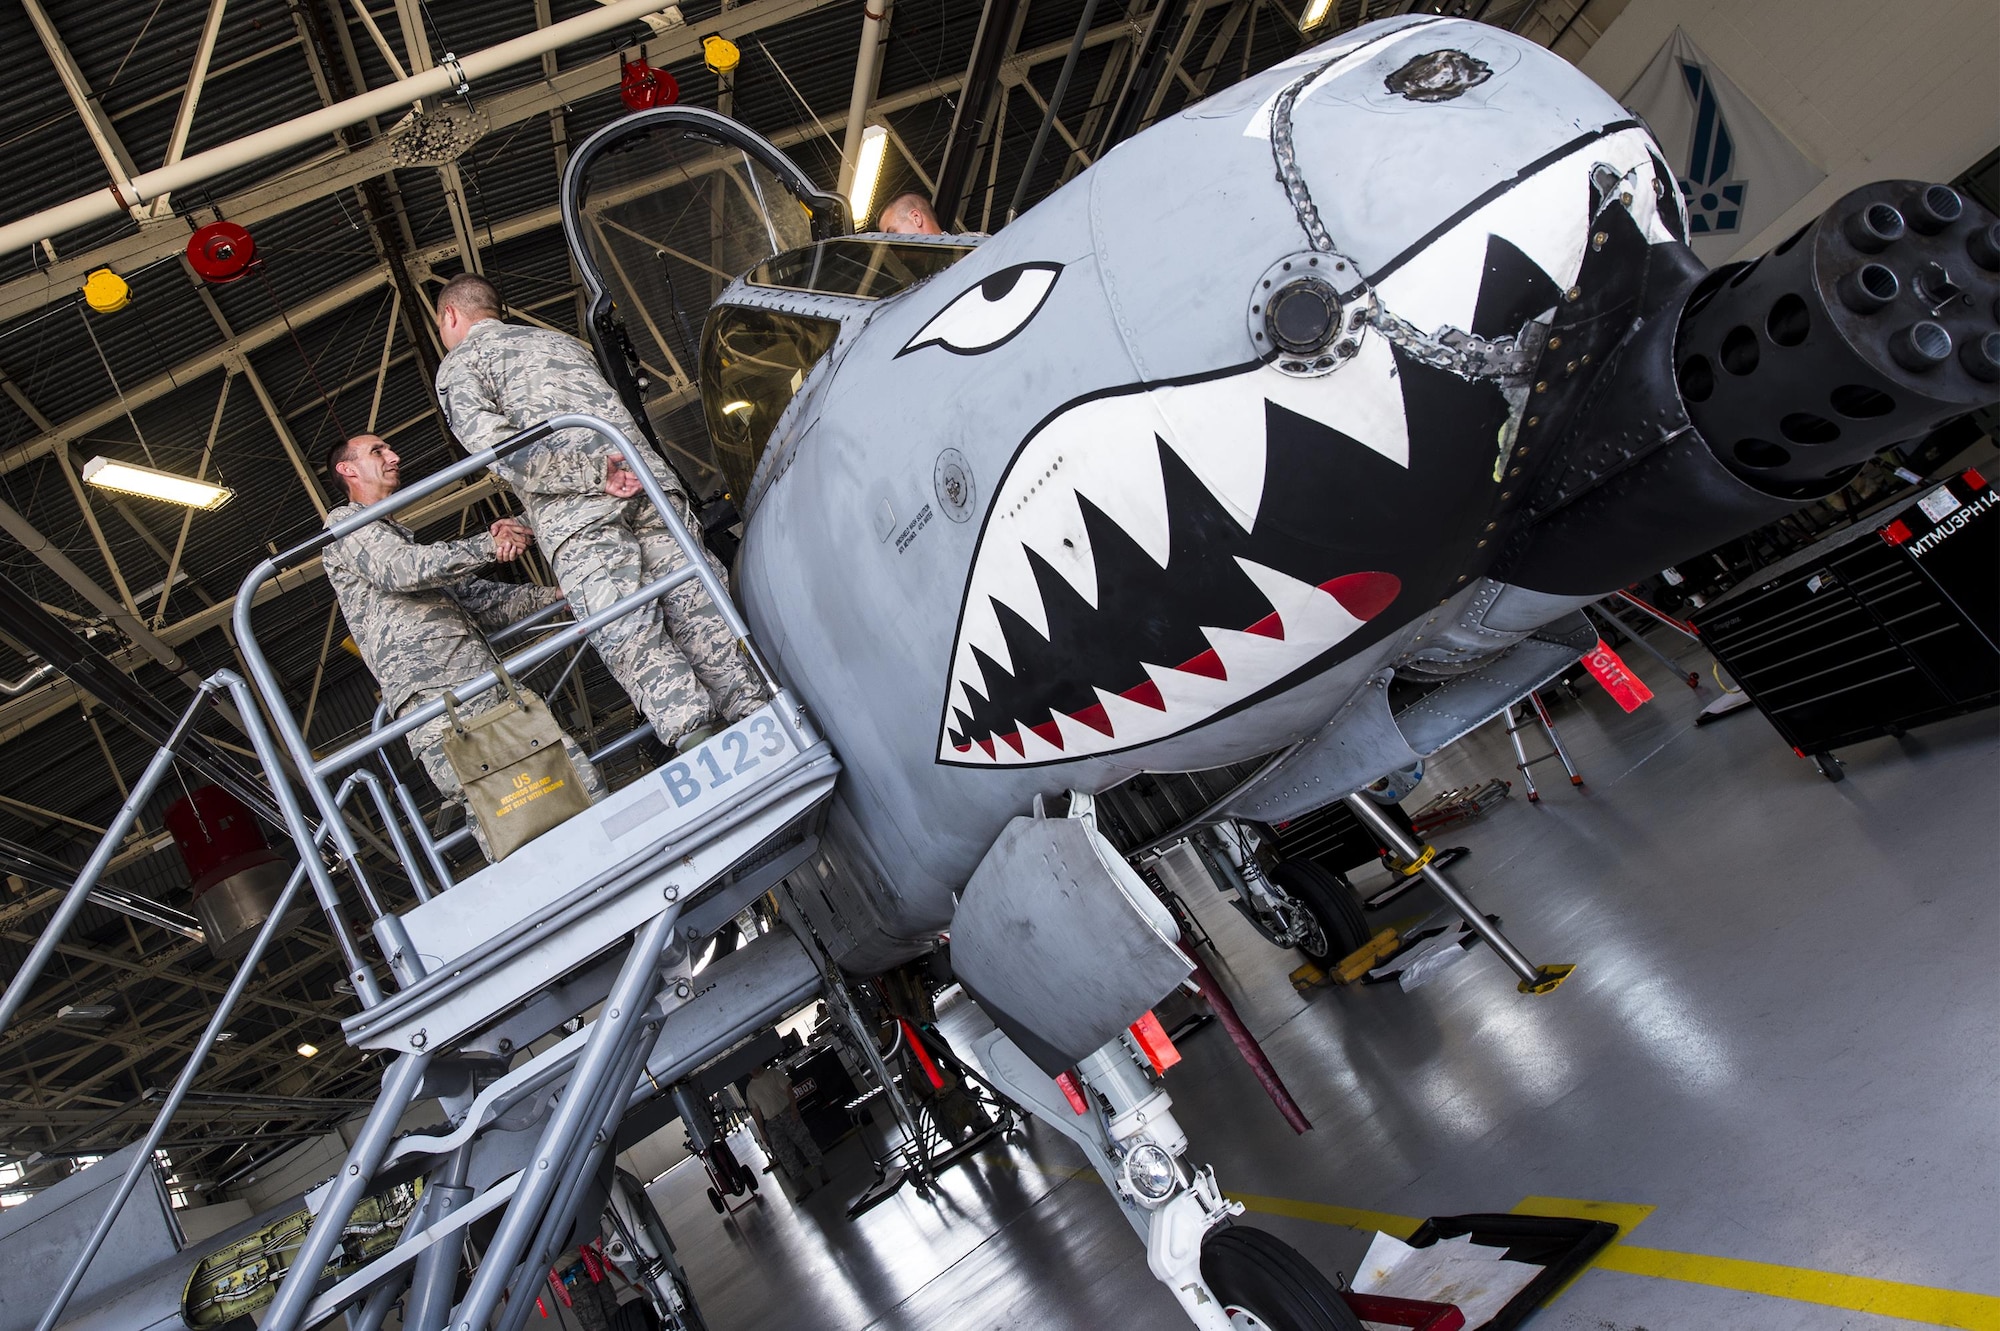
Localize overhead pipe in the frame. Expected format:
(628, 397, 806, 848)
(0, 662, 56, 696)
(837, 1, 895, 199)
(0, 0, 679, 259)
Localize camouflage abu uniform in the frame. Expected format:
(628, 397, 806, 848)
(322, 504, 606, 858)
(434, 319, 765, 747)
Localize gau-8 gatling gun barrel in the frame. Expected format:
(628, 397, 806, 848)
(1499, 180, 2000, 595)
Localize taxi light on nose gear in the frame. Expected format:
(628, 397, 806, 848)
(1121, 1141, 1179, 1204)
(82, 457, 233, 510)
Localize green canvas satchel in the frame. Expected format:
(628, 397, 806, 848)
(439, 665, 590, 862)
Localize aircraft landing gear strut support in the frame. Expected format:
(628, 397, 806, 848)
(970, 1024, 1242, 1330)
(1341, 792, 1574, 995)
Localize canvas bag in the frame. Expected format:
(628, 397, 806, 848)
(439, 665, 590, 861)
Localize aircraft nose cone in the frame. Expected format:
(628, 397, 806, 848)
(1265, 278, 1340, 354)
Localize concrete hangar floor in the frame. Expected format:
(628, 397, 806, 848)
(641, 630, 1999, 1331)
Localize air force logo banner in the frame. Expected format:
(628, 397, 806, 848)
(1621, 27, 1825, 264)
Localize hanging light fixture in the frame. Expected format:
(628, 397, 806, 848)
(81, 457, 233, 510)
(848, 124, 889, 231)
(1300, 0, 1335, 29)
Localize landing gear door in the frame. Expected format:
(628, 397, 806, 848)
(558, 108, 849, 476)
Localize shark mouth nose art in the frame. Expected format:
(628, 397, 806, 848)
(932, 121, 1684, 767)
(939, 345, 1418, 767)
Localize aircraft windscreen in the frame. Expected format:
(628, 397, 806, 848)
(571, 125, 818, 481)
(746, 239, 972, 300)
(700, 306, 841, 498)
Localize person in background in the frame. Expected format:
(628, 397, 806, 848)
(744, 1059, 830, 1199)
(323, 433, 605, 860)
(876, 191, 943, 235)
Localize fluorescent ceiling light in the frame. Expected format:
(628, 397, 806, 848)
(295, 1042, 319, 1058)
(848, 124, 889, 230)
(82, 457, 233, 510)
(1301, 0, 1334, 29)
(57, 1004, 116, 1023)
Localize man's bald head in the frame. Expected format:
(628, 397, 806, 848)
(877, 192, 942, 235)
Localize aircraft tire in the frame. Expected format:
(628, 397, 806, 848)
(1269, 860, 1369, 964)
(611, 1296, 667, 1330)
(1199, 1225, 1362, 1330)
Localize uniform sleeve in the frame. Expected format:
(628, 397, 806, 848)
(451, 576, 566, 634)
(330, 522, 496, 593)
(437, 352, 608, 499)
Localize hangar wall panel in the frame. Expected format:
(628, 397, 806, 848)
(1581, 0, 2000, 258)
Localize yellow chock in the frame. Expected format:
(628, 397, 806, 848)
(1288, 960, 1327, 992)
(1333, 928, 1404, 984)
(82, 268, 130, 313)
(1518, 963, 1576, 995)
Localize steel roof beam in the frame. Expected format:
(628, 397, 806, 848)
(151, 0, 232, 218)
(0, 0, 837, 269)
(19, 0, 145, 213)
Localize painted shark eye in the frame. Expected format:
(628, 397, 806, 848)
(898, 262, 1061, 357)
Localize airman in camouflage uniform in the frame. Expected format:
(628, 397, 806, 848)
(432, 274, 765, 752)
(323, 434, 605, 860)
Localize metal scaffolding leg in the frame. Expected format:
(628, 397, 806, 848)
(1529, 690, 1583, 786)
(1341, 793, 1573, 994)
(1611, 589, 1700, 642)
(0, 679, 225, 1037)
(261, 1050, 436, 1331)
(450, 908, 679, 1331)
(343, 1273, 405, 1331)
(403, 1145, 475, 1331)
(35, 856, 314, 1331)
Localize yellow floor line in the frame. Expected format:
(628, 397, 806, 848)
(1228, 1190, 2000, 1330)
(1595, 1245, 2000, 1330)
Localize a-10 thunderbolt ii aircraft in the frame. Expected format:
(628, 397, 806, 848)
(551, 11, 1996, 1325)
(14, 13, 1996, 1331)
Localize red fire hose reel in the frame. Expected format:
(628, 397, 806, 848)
(619, 56, 679, 110)
(185, 220, 258, 284)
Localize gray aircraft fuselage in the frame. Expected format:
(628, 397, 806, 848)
(726, 17, 1663, 963)
(560, 14, 1996, 973)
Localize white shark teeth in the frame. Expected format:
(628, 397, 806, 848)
(1374, 126, 1682, 340)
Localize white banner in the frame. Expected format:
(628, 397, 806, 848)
(1622, 28, 1825, 263)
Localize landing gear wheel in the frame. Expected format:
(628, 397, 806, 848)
(1270, 860, 1370, 965)
(611, 1298, 665, 1331)
(705, 1186, 723, 1213)
(1813, 752, 1845, 782)
(1200, 1226, 1362, 1331)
